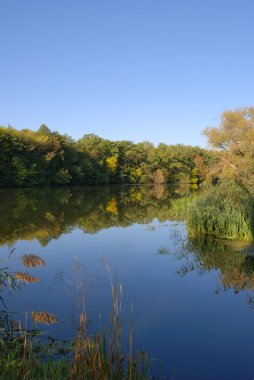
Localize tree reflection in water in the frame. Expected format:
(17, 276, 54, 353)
(159, 232, 254, 306)
(0, 185, 183, 247)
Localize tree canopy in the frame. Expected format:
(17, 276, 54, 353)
(0, 125, 214, 188)
(203, 107, 254, 192)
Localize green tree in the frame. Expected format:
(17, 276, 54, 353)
(38, 124, 52, 135)
(54, 168, 72, 185)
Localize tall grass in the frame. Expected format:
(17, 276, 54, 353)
(70, 278, 154, 380)
(0, 277, 160, 380)
(188, 181, 254, 242)
(169, 194, 195, 220)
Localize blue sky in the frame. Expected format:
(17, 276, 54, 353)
(1, 0, 253, 147)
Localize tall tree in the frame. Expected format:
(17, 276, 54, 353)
(203, 107, 254, 191)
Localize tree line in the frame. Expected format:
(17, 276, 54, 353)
(0, 124, 215, 187)
(1, 107, 253, 189)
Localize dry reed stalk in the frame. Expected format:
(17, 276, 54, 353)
(72, 311, 87, 378)
(130, 303, 133, 380)
(10, 319, 20, 330)
(23, 312, 27, 359)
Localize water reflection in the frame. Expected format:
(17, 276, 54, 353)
(0, 185, 181, 246)
(1, 186, 254, 379)
(2, 185, 254, 300)
(165, 233, 254, 296)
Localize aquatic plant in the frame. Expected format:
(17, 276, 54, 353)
(0, 264, 161, 379)
(169, 194, 195, 220)
(187, 181, 254, 242)
(0, 259, 19, 307)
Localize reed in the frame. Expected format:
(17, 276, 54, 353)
(0, 278, 160, 379)
(188, 181, 254, 242)
(70, 277, 155, 379)
(169, 194, 194, 220)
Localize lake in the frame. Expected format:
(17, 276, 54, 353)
(0, 185, 254, 380)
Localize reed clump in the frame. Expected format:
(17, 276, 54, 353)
(169, 194, 195, 220)
(70, 278, 154, 379)
(187, 181, 254, 242)
(0, 278, 159, 379)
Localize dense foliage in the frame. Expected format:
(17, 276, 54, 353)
(186, 107, 254, 241)
(0, 125, 214, 187)
(203, 106, 254, 193)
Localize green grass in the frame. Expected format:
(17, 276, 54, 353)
(0, 353, 70, 380)
(0, 333, 155, 380)
(169, 193, 195, 220)
(168, 181, 254, 242)
(187, 181, 254, 242)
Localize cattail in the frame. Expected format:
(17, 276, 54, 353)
(32, 311, 58, 325)
(15, 272, 39, 283)
(22, 254, 45, 268)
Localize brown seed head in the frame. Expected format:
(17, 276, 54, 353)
(15, 272, 39, 283)
(22, 254, 45, 268)
(32, 311, 59, 325)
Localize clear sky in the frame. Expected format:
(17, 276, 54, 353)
(1, 0, 253, 147)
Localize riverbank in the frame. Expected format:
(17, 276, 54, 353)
(170, 181, 254, 242)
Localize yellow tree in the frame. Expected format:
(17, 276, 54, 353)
(203, 107, 254, 192)
(106, 155, 118, 174)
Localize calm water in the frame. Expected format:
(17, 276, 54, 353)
(1, 186, 254, 380)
